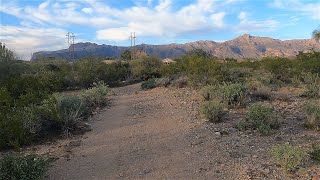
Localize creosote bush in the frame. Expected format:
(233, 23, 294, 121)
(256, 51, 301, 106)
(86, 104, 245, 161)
(54, 94, 87, 136)
(309, 143, 320, 161)
(201, 100, 225, 123)
(0, 154, 48, 180)
(301, 73, 320, 98)
(141, 78, 157, 90)
(270, 144, 307, 172)
(303, 102, 320, 130)
(155, 77, 171, 87)
(172, 76, 188, 88)
(80, 81, 109, 109)
(201, 83, 247, 107)
(237, 103, 279, 135)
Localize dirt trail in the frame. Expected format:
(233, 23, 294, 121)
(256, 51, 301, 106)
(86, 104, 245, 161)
(47, 84, 320, 180)
(47, 84, 215, 179)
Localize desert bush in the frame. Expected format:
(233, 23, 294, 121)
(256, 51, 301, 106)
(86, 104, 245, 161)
(221, 66, 251, 83)
(35, 96, 61, 136)
(296, 51, 320, 74)
(200, 100, 225, 123)
(201, 83, 247, 107)
(159, 63, 179, 78)
(54, 94, 86, 136)
(261, 57, 294, 84)
(200, 85, 219, 101)
(300, 72, 319, 85)
(290, 75, 302, 87)
(141, 78, 157, 89)
(304, 83, 320, 98)
(237, 103, 279, 135)
(0, 154, 48, 180)
(270, 144, 307, 172)
(80, 81, 109, 109)
(155, 77, 171, 87)
(309, 143, 320, 161)
(303, 102, 320, 130)
(172, 76, 188, 88)
(130, 56, 161, 80)
(219, 83, 247, 107)
(299, 73, 320, 98)
(251, 85, 273, 101)
(0, 105, 41, 149)
(75, 60, 103, 88)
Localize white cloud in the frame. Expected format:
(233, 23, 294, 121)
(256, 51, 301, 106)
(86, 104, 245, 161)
(0, 25, 68, 60)
(82, 7, 93, 14)
(155, 0, 172, 11)
(211, 12, 226, 28)
(0, 0, 118, 27)
(270, 0, 320, 20)
(96, 0, 226, 41)
(235, 11, 280, 32)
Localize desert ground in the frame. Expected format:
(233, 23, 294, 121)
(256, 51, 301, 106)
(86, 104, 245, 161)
(22, 83, 318, 180)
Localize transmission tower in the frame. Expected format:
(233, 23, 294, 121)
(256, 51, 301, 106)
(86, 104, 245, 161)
(129, 32, 136, 60)
(66, 32, 75, 65)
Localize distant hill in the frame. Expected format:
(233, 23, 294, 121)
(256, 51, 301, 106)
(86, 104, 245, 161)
(31, 34, 320, 61)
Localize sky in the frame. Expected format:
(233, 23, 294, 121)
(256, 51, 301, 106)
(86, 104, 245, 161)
(0, 0, 319, 60)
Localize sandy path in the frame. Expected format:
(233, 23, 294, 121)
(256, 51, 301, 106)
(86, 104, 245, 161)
(47, 84, 211, 179)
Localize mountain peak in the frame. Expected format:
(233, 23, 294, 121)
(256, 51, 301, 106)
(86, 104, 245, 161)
(237, 34, 253, 40)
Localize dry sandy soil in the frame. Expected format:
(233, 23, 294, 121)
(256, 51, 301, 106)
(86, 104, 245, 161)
(40, 84, 320, 180)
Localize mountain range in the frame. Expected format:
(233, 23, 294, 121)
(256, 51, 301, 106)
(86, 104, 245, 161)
(31, 34, 320, 60)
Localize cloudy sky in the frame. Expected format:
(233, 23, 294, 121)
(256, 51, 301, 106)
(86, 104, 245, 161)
(0, 0, 319, 60)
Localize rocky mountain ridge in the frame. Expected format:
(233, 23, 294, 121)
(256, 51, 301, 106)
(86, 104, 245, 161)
(31, 34, 320, 60)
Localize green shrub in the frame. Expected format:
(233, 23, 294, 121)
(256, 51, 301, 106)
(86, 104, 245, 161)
(270, 144, 307, 172)
(200, 100, 225, 123)
(201, 83, 247, 107)
(54, 94, 86, 136)
(304, 83, 320, 98)
(221, 67, 251, 83)
(303, 102, 320, 130)
(309, 143, 320, 161)
(300, 73, 320, 98)
(130, 56, 161, 80)
(237, 103, 279, 135)
(200, 85, 219, 101)
(0, 154, 48, 180)
(80, 81, 109, 109)
(261, 57, 294, 84)
(155, 77, 171, 87)
(250, 85, 273, 100)
(172, 76, 188, 88)
(291, 75, 301, 87)
(0, 106, 41, 149)
(219, 83, 247, 107)
(141, 78, 157, 90)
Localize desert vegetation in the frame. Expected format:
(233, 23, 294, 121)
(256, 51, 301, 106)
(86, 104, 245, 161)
(1, 39, 320, 178)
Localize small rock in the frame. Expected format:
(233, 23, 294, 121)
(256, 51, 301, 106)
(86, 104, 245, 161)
(214, 132, 221, 136)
